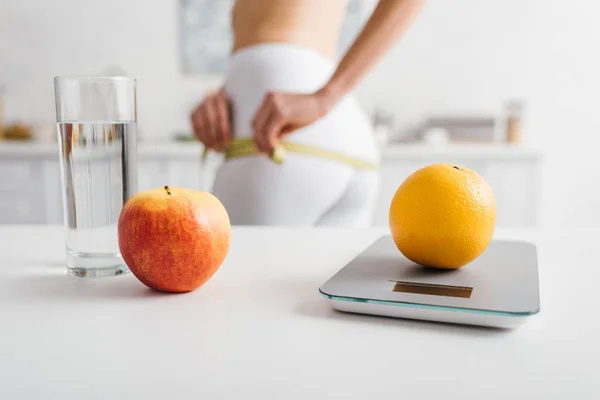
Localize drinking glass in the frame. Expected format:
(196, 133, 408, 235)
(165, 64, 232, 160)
(54, 76, 138, 277)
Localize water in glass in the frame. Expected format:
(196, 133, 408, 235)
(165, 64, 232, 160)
(57, 121, 137, 277)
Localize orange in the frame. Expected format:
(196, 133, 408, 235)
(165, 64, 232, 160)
(389, 163, 496, 269)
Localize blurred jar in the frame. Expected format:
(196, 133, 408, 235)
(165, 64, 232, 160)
(505, 99, 525, 144)
(0, 84, 5, 140)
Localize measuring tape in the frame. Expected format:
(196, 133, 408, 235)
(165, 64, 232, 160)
(202, 137, 379, 170)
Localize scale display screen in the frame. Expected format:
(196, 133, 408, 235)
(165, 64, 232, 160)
(386, 280, 473, 298)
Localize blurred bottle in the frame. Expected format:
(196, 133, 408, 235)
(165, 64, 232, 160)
(505, 99, 525, 144)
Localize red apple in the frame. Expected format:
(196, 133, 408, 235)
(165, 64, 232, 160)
(118, 185, 231, 293)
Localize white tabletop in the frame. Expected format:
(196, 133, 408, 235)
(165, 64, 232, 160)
(0, 225, 598, 400)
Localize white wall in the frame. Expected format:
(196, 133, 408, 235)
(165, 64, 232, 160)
(354, 0, 600, 229)
(1, 0, 599, 229)
(0, 0, 220, 140)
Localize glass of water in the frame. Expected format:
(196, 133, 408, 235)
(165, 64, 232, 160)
(54, 76, 138, 277)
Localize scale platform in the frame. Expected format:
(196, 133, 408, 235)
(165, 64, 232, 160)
(319, 235, 540, 328)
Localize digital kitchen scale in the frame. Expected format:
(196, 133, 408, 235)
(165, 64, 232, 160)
(319, 235, 540, 328)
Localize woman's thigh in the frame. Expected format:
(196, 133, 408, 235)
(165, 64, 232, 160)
(211, 153, 354, 226)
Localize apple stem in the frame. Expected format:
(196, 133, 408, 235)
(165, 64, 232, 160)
(164, 186, 171, 195)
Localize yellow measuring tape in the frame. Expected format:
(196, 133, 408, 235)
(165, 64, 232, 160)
(202, 137, 379, 170)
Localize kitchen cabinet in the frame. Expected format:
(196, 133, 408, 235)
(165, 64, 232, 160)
(0, 141, 542, 228)
(372, 144, 543, 228)
(0, 141, 216, 225)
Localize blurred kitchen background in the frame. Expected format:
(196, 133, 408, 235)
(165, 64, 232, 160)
(0, 0, 598, 229)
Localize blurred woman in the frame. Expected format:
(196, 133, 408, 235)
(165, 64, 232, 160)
(191, 0, 426, 227)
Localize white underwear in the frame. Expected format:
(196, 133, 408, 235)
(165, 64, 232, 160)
(210, 43, 381, 227)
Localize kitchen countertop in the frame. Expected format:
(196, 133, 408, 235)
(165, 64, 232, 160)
(1, 225, 596, 400)
(0, 140, 209, 159)
(0, 139, 543, 161)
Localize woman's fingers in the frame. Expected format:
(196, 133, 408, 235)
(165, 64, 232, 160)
(214, 90, 231, 150)
(262, 109, 284, 153)
(190, 105, 207, 146)
(253, 92, 286, 154)
(255, 109, 282, 154)
(252, 100, 273, 153)
(190, 90, 234, 152)
(201, 99, 218, 150)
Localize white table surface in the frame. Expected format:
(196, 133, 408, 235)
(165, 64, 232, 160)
(0, 225, 598, 400)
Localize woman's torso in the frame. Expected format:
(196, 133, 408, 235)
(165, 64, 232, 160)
(231, 0, 347, 61)
(226, 0, 380, 164)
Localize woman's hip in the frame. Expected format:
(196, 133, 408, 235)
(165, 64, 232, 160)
(211, 152, 380, 226)
(224, 42, 380, 165)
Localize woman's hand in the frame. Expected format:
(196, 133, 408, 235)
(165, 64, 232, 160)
(190, 88, 231, 152)
(252, 0, 427, 154)
(252, 89, 335, 154)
